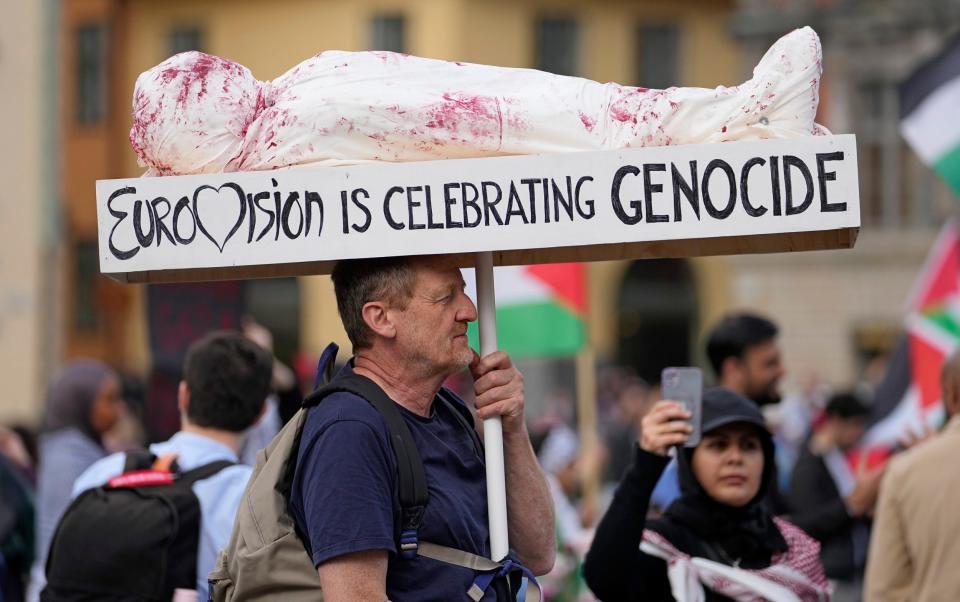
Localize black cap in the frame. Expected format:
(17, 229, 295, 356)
(701, 388, 769, 435)
(675, 387, 777, 506)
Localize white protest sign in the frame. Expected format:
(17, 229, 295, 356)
(96, 135, 859, 282)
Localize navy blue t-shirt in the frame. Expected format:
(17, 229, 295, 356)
(291, 383, 496, 601)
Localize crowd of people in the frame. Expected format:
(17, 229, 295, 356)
(0, 255, 959, 601)
(536, 312, 960, 602)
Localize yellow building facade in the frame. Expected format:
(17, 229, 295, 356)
(53, 0, 948, 424)
(0, 0, 49, 422)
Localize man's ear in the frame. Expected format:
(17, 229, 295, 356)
(177, 381, 190, 416)
(361, 300, 397, 340)
(721, 356, 745, 389)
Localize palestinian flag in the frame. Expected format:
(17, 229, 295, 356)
(463, 263, 587, 359)
(899, 34, 960, 196)
(867, 222, 959, 446)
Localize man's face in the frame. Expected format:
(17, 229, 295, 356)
(390, 257, 478, 376)
(739, 339, 785, 406)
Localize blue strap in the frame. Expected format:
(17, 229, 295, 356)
(313, 342, 339, 389)
(467, 559, 540, 602)
(399, 529, 419, 559)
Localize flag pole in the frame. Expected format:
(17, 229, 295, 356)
(475, 251, 509, 561)
(576, 346, 600, 515)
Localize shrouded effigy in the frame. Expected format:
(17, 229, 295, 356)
(131, 27, 827, 176)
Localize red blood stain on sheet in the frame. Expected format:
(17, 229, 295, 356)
(370, 51, 409, 63)
(579, 112, 596, 132)
(129, 88, 159, 163)
(160, 68, 180, 84)
(609, 86, 659, 125)
(610, 105, 635, 123)
(169, 54, 238, 106)
(336, 117, 356, 134)
(239, 89, 266, 138)
(131, 52, 260, 171)
(425, 92, 504, 148)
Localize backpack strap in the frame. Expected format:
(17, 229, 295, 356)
(277, 342, 343, 508)
(312, 342, 340, 390)
(302, 373, 429, 559)
(122, 450, 186, 474)
(111, 451, 182, 488)
(111, 454, 233, 490)
(437, 387, 483, 461)
(417, 542, 542, 602)
(123, 450, 158, 472)
(175, 460, 236, 487)
(122, 449, 233, 485)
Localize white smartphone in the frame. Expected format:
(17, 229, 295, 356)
(661, 367, 703, 448)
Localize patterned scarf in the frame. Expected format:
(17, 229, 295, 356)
(641, 518, 831, 602)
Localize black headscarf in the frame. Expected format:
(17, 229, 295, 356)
(662, 388, 787, 565)
(41, 360, 115, 446)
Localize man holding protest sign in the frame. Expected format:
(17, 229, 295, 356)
(289, 255, 555, 600)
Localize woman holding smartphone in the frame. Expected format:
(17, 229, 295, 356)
(584, 388, 830, 601)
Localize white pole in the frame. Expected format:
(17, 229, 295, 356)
(475, 251, 509, 561)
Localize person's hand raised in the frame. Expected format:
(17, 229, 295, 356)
(897, 424, 936, 451)
(640, 401, 693, 456)
(845, 460, 886, 517)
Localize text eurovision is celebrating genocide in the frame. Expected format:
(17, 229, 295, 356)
(96, 135, 860, 277)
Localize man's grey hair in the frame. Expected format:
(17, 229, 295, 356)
(331, 257, 416, 350)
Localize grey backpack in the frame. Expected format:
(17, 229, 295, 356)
(208, 344, 540, 602)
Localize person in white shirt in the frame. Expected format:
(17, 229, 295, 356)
(71, 331, 273, 599)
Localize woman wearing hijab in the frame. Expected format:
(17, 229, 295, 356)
(28, 360, 123, 601)
(584, 388, 829, 602)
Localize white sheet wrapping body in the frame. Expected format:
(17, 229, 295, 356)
(131, 27, 827, 176)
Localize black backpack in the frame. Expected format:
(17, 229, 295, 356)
(42, 452, 233, 601)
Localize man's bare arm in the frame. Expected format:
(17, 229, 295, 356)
(472, 351, 556, 575)
(502, 423, 556, 575)
(317, 550, 389, 602)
